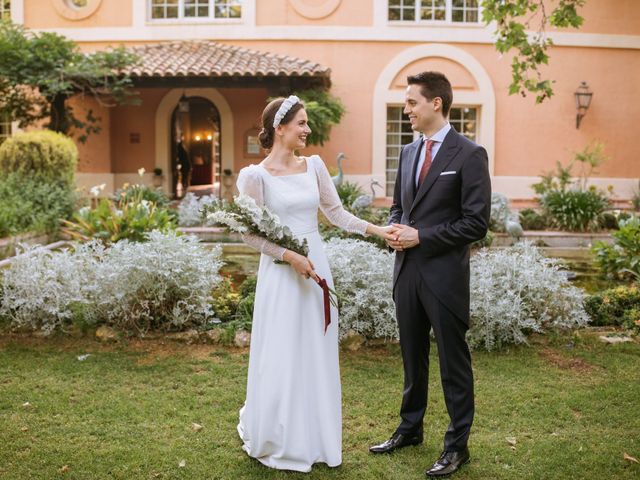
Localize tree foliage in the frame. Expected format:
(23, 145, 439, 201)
(482, 0, 585, 103)
(0, 20, 139, 141)
(296, 89, 346, 146)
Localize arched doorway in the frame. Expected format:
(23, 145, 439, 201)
(155, 88, 234, 196)
(171, 96, 221, 196)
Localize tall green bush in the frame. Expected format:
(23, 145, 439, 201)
(0, 172, 77, 237)
(0, 130, 77, 185)
(592, 217, 640, 281)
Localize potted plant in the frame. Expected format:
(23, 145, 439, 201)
(152, 167, 164, 188)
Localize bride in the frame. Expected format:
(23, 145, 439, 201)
(236, 95, 394, 472)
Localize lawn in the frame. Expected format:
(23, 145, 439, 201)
(0, 332, 638, 480)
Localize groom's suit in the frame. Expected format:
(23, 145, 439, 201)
(389, 126, 491, 452)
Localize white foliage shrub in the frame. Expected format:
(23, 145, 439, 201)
(324, 238, 398, 340)
(177, 193, 219, 227)
(468, 242, 589, 350)
(0, 231, 223, 333)
(0, 243, 100, 334)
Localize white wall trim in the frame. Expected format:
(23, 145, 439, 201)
(10, 0, 24, 24)
(155, 88, 234, 194)
(30, 24, 640, 50)
(372, 43, 496, 189)
(492, 175, 639, 200)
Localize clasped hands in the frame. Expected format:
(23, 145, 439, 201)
(378, 224, 420, 251)
(285, 223, 419, 281)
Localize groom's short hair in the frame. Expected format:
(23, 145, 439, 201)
(407, 71, 453, 117)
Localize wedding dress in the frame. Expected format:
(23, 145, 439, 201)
(236, 155, 368, 472)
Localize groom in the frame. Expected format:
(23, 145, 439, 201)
(370, 71, 491, 477)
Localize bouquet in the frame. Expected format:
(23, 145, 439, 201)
(202, 194, 337, 332)
(201, 194, 308, 264)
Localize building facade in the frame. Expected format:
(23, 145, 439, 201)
(4, 0, 640, 203)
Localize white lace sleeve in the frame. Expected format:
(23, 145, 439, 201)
(236, 167, 287, 261)
(311, 156, 369, 235)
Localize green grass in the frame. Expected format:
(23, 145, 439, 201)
(0, 333, 639, 479)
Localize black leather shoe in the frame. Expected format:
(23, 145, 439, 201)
(426, 448, 470, 477)
(369, 431, 423, 454)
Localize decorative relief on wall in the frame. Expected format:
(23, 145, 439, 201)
(52, 0, 102, 20)
(288, 0, 341, 20)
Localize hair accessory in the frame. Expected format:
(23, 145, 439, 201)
(273, 95, 300, 128)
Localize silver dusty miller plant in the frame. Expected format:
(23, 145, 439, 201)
(0, 231, 223, 334)
(177, 192, 219, 227)
(468, 242, 589, 350)
(324, 238, 398, 340)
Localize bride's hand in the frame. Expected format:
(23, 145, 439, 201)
(366, 224, 398, 241)
(283, 250, 320, 282)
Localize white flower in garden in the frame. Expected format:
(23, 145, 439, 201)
(78, 206, 90, 217)
(138, 168, 146, 177)
(89, 183, 106, 197)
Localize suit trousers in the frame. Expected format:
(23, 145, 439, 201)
(394, 254, 474, 452)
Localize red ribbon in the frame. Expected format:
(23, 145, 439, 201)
(316, 277, 331, 334)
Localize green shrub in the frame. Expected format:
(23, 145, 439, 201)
(533, 142, 611, 232)
(540, 188, 610, 232)
(592, 217, 640, 280)
(211, 278, 241, 323)
(632, 180, 640, 211)
(62, 184, 176, 243)
(0, 172, 77, 237)
(584, 284, 640, 331)
(471, 230, 494, 249)
(0, 130, 77, 185)
(113, 183, 171, 209)
(335, 181, 364, 208)
(519, 208, 547, 230)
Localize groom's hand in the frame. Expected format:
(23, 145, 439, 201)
(388, 224, 420, 251)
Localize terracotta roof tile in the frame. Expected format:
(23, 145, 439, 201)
(124, 41, 330, 78)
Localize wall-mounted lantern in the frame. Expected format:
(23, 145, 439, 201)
(575, 81, 593, 129)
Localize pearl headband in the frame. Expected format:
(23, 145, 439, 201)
(273, 95, 300, 128)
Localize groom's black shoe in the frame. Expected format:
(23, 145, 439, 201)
(369, 431, 423, 454)
(425, 448, 470, 477)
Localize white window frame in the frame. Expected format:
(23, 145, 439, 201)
(387, 0, 483, 26)
(0, 114, 13, 145)
(384, 104, 480, 196)
(0, 0, 11, 21)
(147, 0, 244, 24)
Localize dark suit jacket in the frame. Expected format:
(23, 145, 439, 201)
(389, 128, 491, 324)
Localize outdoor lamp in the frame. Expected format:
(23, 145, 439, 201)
(178, 93, 190, 113)
(574, 81, 593, 129)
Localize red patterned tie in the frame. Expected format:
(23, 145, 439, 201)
(418, 139, 435, 186)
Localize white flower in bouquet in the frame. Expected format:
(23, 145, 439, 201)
(206, 211, 248, 234)
(235, 194, 263, 224)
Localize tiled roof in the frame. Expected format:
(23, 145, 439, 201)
(123, 41, 330, 78)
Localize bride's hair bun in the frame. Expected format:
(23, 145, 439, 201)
(258, 126, 274, 150)
(259, 97, 305, 150)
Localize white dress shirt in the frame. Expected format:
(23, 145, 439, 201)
(415, 123, 452, 189)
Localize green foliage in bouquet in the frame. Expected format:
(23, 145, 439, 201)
(584, 284, 640, 331)
(202, 195, 309, 262)
(592, 217, 640, 281)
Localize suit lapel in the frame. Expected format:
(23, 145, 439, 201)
(402, 138, 423, 207)
(410, 128, 461, 214)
